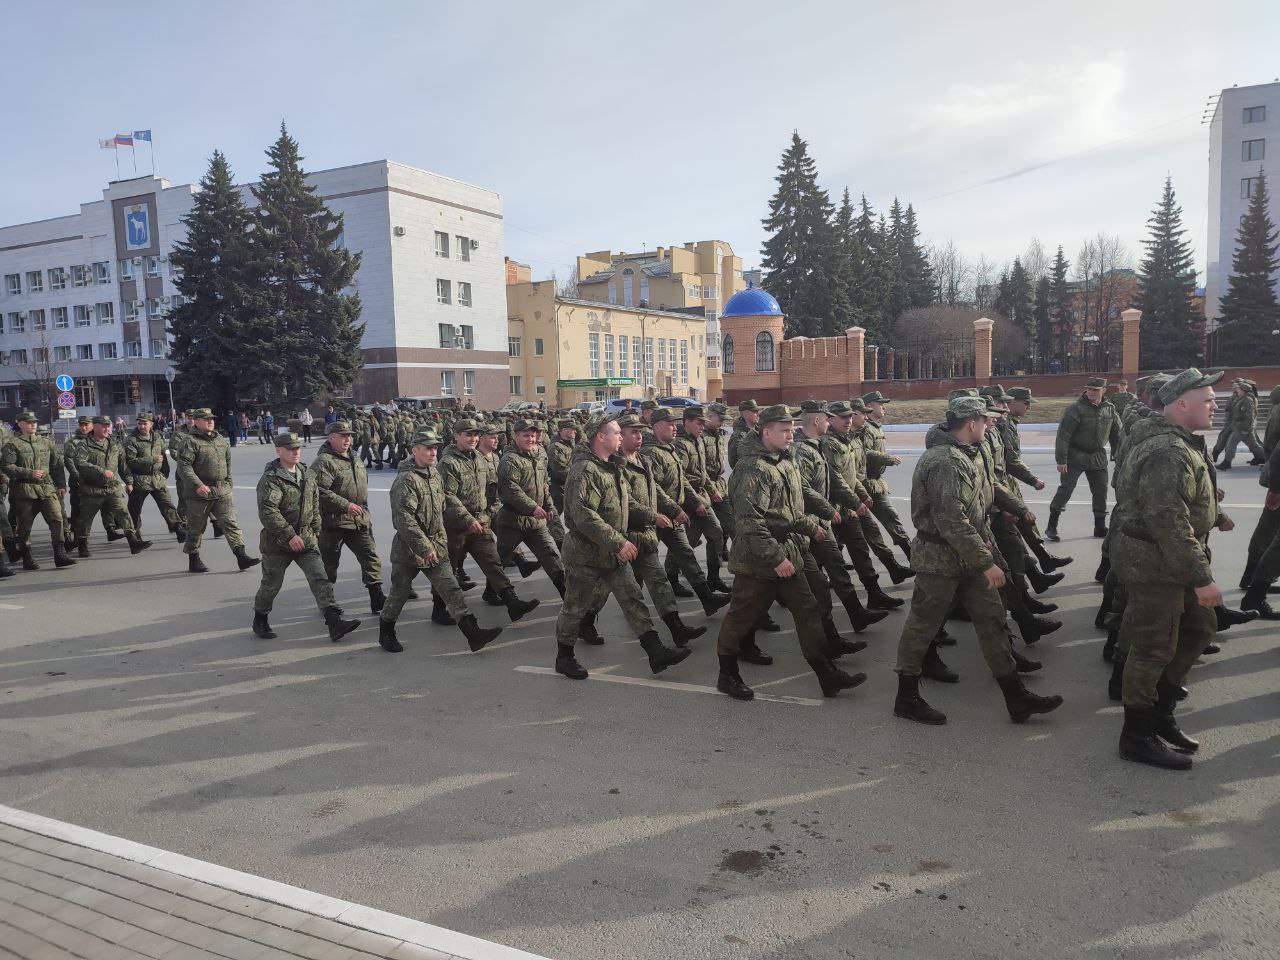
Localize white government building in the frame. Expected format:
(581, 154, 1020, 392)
(0, 160, 511, 423)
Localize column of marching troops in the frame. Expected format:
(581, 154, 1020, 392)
(1, 366, 1275, 771)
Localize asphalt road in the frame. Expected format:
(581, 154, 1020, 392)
(1, 434, 1277, 960)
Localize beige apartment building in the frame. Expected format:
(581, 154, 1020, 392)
(507, 279, 709, 408)
(573, 241, 746, 401)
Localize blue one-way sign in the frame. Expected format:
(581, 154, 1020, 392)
(55, 374, 75, 393)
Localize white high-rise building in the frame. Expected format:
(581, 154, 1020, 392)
(0, 160, 510, 422)
(1206, 81, 1280, 327)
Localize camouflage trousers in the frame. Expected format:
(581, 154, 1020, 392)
(711, 497, 735, 546)
(13, 496, 64, 547)
(556, 559, 654, 648)
(253, 548, 335, 615)
(658, 525, 706, 586)
(1049, 465, 1109, 517)
(895, 571, 1017, 679)
(184, 495, 244, 554)
(992, 514, 1028, 579)
(869, 491, 910, 546)
(319, 525, 383, 586)
(495, 523, 564, 577)
(128, 487, 180, 535)
(68, 483, 114, 538)
(683, 507, 725, 568)
(1246, 503, 1280, 586)
(858, 511, 898, 569)
(1120, 581, 1216, 708)
(715, 559, 828, 659)
(76, 488, 135, 539)
(1218, 429, 1264, 467)
(835, 511, 878, 580)
(631, 545, 678, 617)
(447, 527, 510, 592)
(382, 559, 468, 624)
(0, 496, 13, 541)
(810, 521, 860, 604)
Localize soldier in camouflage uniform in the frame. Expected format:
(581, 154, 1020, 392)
(495, 417, 566, 594)
(125, 412, 183, 542)
(892, 396, 1064, 727)
(845, 402, 914, 583)
(1217, 379, 1265, 468)
(726, 399, 759, 470)
(671, 407, 730, 592)
(704, 403, 734, 558)
(1, 411, 76, 570)
(1240, 384, 1280, 610)
(68, 415, 151, 557)
(312, 421, 385, 614)
(858, 391, 911, 560)
(0, 423, 14, 576)
(62, 416, 93, 549)
(377, 429, 502, 654)
(177, 408, 260, 574)
(251, 432, 360, 643)
(1003, 387, 1072, 574)
(1108, 380, 1136, 422)
(1111, 369, 1223, 770)
(548, 419, 577, 516)
(169, 411, 193, 531)
(552, 415, 692, 680)
(1047, 377, 1121, 540)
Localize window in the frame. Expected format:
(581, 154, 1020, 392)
(147, 297, 163, 317)
(459, 324, 474, 349)
(32, 347, 48, 363)
(111, 379, 128, 406)
(508, 336, 522, 357)
(604, 334, 615, 377)
(510, 375, 522, 395)
(458, 281, 472, 307)
(98, 342, 117, 360)
(436, 278, 451, 304)
(439, 323, 456, 348)
(54, 345, 71, 362)
(119, 259, 135, 281)
(589, 333, 600, 377)
(463, 370, 475, 395)
(702, 284, 718, 299)
(534, 376, 546, 395)
(622, 268, 635, 307)
(658, 338, 666, 372)
(76, 382, 97, 407)
(645, 337, 654, 380)
(150, 339, 166, 358)
(125, 340, 142, 358)
(440, 370, 455, 396)
(608, 281, 618, 305)
(4, 274, 19, 296)
(755, 331, 775, 371)
(687, 283, 699, 298)
(534, 338, 544, 356)
(145, 256, 162, 279)
(640, 276, 649, 304)
(48, 267, 66, 291)
(456, 235, 470, 262)
(8, 312, 24, 334)
(30, 309, 45, 332)
(10, 349, 28, 365)
(170, 262, 183, 281)
(434, 231, 450, 258)
(76, 344, 93, 360)
(1244, 105, 1266, 124)
(124, 300, 140, 322)
(680, 339, 689, 382)
(26, 271, 42, 293)
(71, 265, 89, 287)
(52, 307, 68, 329)
(1244, 139, 1266, 162)
(74, 305, 92, 327)
(1242, 176, 1261, 199)
(93, 262, 110, 284)
(723, 334, 735, 374)
(96, 302, 115, 324)
(618, 335, 628, 377)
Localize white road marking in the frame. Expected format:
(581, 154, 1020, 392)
(501, 716, 582, 728)
(1057, 635, 1104, 648)
(0, 602, 25, 610)
(751, 671, 814, 689)
(429, 634, 546, 657)
(514, 665, 825, 706)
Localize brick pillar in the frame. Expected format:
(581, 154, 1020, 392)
(866, 345, 879, 382)
(885, 348, 896, 380)
(845, 327, 865, 397)
(1121, 308, 1141, 377)
(974, 317, 994, 383)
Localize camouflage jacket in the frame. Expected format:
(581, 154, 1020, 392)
(481, 450, 500, 510)
(727, 417, 754, 470)
(1109, 415, 1215, 588)
(819, 430, 872, 509)
(495, 446, 554, 530)
(61, 432, 92, 485)
(727, 431, 820, 579)
(999, 417, 1039, 487)
(909, 424, 996, 578)
(312, 443, 372, 530)
(70, 437, 132, 496)
(791, 434, 838, 528)
(857, 420, 898, 496)
(124, 429, 170, 492)
(1121, 401, 1149, 435)
(981, 423, 1027, 515)
(641, 434, 696, 512)
(176, 430, 234, 500)
(548, 437, 575, 499)
(256, 460, 321, 555)
(1231, 391, 1258, 432)
(701, 426, 728, 497)
(562, 446, 632, 569)
(1261, 387, 1280, 489)
(439, 444, 494, 530)
(621, 453, 679, 555)
(388, 461, 453, 568)
(672, 433, 713, 510)
(1055, 394, 1120, 469)
(1109, 391, 1137, 421)
(1, 433, 67, 499)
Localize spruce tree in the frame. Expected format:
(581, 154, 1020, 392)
(251, 123, 365, 403)
(1032, 276, 1052, 372)
(1048, 246, 1072, 371)
(829, 188, 857, 331)
(1219, 169, 1280, 363)
(1006, 259, 1033, 331)
(853, 195, 888, 336)
(897, 204, 935, 309)
(1134, 177, 1200, 368)
(168, 151, 262, 412)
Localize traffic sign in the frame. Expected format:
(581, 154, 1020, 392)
(58, 409, 77, 420)
(57, 392, 76, 410)
(164, 367, 176, 384)
(55, 374, 75, 393)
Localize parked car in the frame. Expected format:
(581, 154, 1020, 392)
(501, 400, 537, 412)
(658, 396, 701, 408)
(574, 401, 606, 415)
(605, 398, 641, 413)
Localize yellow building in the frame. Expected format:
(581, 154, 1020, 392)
(573, 241, 746, 401)
(507, 280, 709, 408)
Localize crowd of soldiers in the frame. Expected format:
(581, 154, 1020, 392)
(2, 369, 1274, 772)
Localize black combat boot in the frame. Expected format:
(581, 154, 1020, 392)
(233, 546, 260, 570)
(188, 552, 209, 573)
(757, 610, 782, 631)
(921, 642, 958, 683)
(716, 654, 753, 700)
(638, 630, 691, 675)
(1240, 583, 1280, 619)
(1202, 641, 1221, 655)
(555, 642, 588, 679)
(367, 584, 386, 614)
(1095, 571, 1116, 627)
(481, 583, 505, 606)
(106, 528, 125, 542)
(458, 614, 501, 652)
(997, 674, 1063, 723)
(1013, 609, 1062, 645)
(1109, 654, 1126, 702)
(454, 564, 476, 591)
(0, 555, 12, 579)
(886, 560, 915, 585)
(127, 532, 153, 555)
(252, 611, 277, 639)
(667, 571, 695, 598)
(431, 591, 457, 625)
(577, 610, 604, 645)
(549, 572, 567, 599)
(324, 606, 360, 642)
(1026, 564, 1064, 594)
(513, 554, 541, 579)
(896, 539, 912, 562)
(662, 611, 706, 647)
(52, 542, 75, 568)
(378, 619, 404, 653)
(823, 618, 867, 658)
(861, 575, 904, 610)
(1119, 705, 1192, 770)
(935, 626, 957, 646)
(3, 536, 19, 563)
(806, 656, 866, 697)
(842, 593, 887, 633)
(894, 674, 946, 724)
(1102, 630, 1118, 663)
(1095, 555, 1111, 585)
(20, 546, 40, 571)
(1093, 514, 1108, 538)
(738, 630, 773, 665)
(1215, 605, 1258, 631)
(174, 524, 187, 544)
(1045, 509, 1061, 542)
(1030, 540, 1072, 571)
(1153, 678, 1199, 753)
(500, 587, 539, 623)
(76, 537, 92, 558)
(1239, 559, 1256, 590)
(1011, 647, 1042, 673)
(211, 520, 224, 539)
(693, 582, 730, 615)
(706, 559, 732, 595)
(1023, 592, 1058, 615)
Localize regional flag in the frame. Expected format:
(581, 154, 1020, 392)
(114, 134, 134, 147)
(99, 138, 117, 150)
(132, 130, 152, 142)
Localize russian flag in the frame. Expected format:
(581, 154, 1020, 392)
(114, 133, 134, 147)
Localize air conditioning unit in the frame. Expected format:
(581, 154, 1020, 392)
(158, 256, 168, 263)
(132, 257, 143, 266)
(470, 238, 479, 250)
(133, 300, 145, 309)
(454, 337, 466, 348)
(160, 296, 171, 304)
(393, 226, 405, 237)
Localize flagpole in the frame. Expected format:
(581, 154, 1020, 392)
(131, 143, 137, 177)
(150, 137, 156, 176)
(114, 147, 120, 180)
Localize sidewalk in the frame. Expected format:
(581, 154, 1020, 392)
(0, 805, 548, 960)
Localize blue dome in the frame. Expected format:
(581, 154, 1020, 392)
(722, 283, 782, 318)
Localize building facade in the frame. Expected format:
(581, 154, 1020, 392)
(1206, 81, 1280, 326)
(507, 280, 708, 408)
(0, 159, 510, 423)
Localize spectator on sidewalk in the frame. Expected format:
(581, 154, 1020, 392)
(299, 407, 314, 444)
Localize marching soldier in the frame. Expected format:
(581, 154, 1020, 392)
(1047, 377, 1121, 540)
(125, 412, 184, 542)
(495, 417, 566, 594)
(547, 418, 577, 517)
(312, 420, 385, 614)
(1003, 388, 1072, 573)
(178, 408, 260, 573)
(671, 407, 730, 593)
(1218, 379, 1265, 468)
(1239, 384, 1280, 609)
(858, 391, 912, 562)
(0, 411, 75, 570)
(704, 403, 734, 558)
(726, 399, 759, 469)
(69, 415, 151, 557)
(251, 432, 361, 643)
(845, 401, 914, 583)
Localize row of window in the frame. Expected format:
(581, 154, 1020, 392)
(4, 256, 177, 298)
(438, 323, 475, 350)
(605, 273, 721, 308)
(438, 370, 475, 397)
(586, 334, 692, 383)
(720, 332, 775, 375)
(0, 377, 160, 411)
(3, 298, 181, 335)
(508, 375, 546, 396)
(1, 339, 167, 366)
(507, 336, 544, 358)
(436, 279, 472, 306)
(434, 231, 474, 262)
(1244, 105, 1267, 124)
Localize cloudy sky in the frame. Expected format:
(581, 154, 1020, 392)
(3, 0, 1276, 286)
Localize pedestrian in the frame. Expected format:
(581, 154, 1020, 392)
(177, 408, 260, 574)
(325, 404, 338, 426)
(238, 410, 250, 444)
(298, 406, 314, 445)
(224, 410, 239, 447)
(261, 410, 275, 445)
(1046, 377, 1121, 541)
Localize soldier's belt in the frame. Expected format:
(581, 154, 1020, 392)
(915, 530, 950, 545)
(1119, 526, 1155, 543)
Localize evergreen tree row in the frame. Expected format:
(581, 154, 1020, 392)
(167, 123, 364, 412)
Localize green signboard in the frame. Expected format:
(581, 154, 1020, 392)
(556, 378, 635, 388)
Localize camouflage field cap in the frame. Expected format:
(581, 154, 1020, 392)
(512, 417, 542, 432)
(682, 405, 706, 421)
(847, 397, 871, 414)
(410, 428, 443, 448)
(708, 402, 729, 416)
(616, 413, 644, 429)
(1086, 377, 1108, 389)
(274, 432, 303, 450)
(979, 384, 1014, 402)
(327, 420, 354, 435)
(649, 407, 679, 425)
(14, 410, 37, 423)
(947, 396, 989, 422)
(557, 418, 578, 431)
(825, 400, 854, 417)
(451, 417, 482, 434)
(136, 411, 154, 422)
(641, 399, 660, 412)
(1144, 373, 1174, 397)
(1157, 368, 1224, 407)
(91, 415, 111, 425)
(799, 399, 827, 414)
(190, 407, 215, 419)
(1008, 387, 1034, 402)
(982, 398, 1006, 416)
(759, 404, 798, 426)
(77, 415, 92, 425)
(947, 387, 979, 401)
(861, 390, 893, 405)
(584, 413, 618, 438)
(738, 399, 760, 412)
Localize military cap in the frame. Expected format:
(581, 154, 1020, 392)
(1007, 387, 1034, 402)
(682, 405, 706, 420)
(452, 417, 482, 434)
(90, 415, 111, 425)
(979, 384, 1014, 402)
(190, 407, 215, 419)
(641, 399, 660, 411)
(861, 390, 893, 405)
(326, 420, 354, 435)
(274, 432, 303, 449)
(410, 428, 443, 447)
(708, 402, 729, 416)
(135, 411, 154, 422)
(1145, 373, 1174, 396)
(947, 387, 979, 401)
(15, 410, 37, 423)
(799, 399, 827, 414)
(649, 407, 679, 424)
(947, 396, 988, 422)
(512, 417, 542, 432)
(1157, 368, 1225, 407)
(583, 413, 619, 438)
(616, 413, 644, 429)
(480, 422, 503, 436)
(848, 397, 871, 414)
(556, 418, 577, 431)
(1085, 377, 1108, 389)
(982, 398, 1006, 415)
(77, 415, 92, 425)
(825, 400, 854, 417)
(738, 399, 759, 412)
(759, 404, 797, 426)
